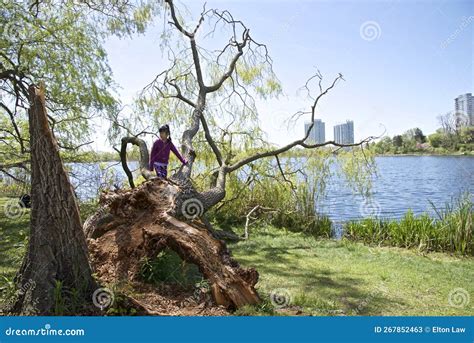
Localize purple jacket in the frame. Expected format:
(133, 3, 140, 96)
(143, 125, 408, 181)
(149, 138, 186, 170)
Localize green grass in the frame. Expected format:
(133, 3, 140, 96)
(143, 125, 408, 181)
(229, 225, 474, 316)
(2, 196, 473, 316)
(138, 248, 203, 289)
(0, 196, 95, 308)
(0, 197, 30, 306)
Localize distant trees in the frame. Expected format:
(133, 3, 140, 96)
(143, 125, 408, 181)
(414, 128, 426, 143)
(431, 112, 473, 151)
(428, 132, 443, 148)
(392, 135, 403, 147)
(372, 110, 473, 155)
(371, 123, 473, 155)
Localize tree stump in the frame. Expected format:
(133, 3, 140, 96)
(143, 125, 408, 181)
(84, 178, 261, 309)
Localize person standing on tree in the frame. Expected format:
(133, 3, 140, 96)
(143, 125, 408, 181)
(149, 124, 187, 178)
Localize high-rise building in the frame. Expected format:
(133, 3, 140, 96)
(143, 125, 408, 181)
(333, 120, 354, 144)
(454, 93, 473, 126)
(304, 119, 326, 143)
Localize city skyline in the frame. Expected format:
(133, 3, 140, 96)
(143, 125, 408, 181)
(304, 119, 356, 144)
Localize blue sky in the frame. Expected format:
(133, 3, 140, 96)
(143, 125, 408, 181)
(94, 0, 473, 151)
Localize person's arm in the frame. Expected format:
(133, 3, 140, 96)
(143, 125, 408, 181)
(149, 140, 158, 170)
(170, 141, 187, 164)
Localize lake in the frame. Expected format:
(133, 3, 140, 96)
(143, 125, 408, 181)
(321, 156, 472, 222)
(70, 156, 473, 225)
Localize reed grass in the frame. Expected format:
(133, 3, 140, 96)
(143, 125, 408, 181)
(344, 195, 473, 255)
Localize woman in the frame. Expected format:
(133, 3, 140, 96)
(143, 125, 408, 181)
(149, 124, 187, 178)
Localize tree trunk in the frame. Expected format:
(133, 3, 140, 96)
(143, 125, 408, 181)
(9, 84, 96, 315)
(84, 178, 260, 309)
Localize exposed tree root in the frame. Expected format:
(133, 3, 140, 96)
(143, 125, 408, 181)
(84, 178, 260, 313)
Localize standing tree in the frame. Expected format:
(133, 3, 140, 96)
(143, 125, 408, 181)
(437, 112, 464, 149)
(1, 0, 161, 314)
(0, 0, 160, 182)
(114, 0, 375, 213)
(413, 128, 426, 143)
(9, 84, 96, 314)
(392, 135, 403, 147)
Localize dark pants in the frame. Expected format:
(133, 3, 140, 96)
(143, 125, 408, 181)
(153, 162, 168, 178)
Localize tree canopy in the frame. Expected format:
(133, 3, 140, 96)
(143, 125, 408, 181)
(0, 0, 160, 178)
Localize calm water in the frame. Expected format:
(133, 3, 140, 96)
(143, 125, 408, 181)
(70, 156, 473, 224)
(321, 156, 473, 223)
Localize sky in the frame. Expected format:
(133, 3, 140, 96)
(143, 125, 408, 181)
(93, 0, 473, 151)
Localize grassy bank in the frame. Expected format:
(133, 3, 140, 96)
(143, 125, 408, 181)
(1, 196, 473, 316)
(344, 197, 473, 256)
(0, 197, 30, 306)
(229, 225, 474, 316)
(0, 196, 99, 307)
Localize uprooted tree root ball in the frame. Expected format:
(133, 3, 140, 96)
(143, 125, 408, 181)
(84, 178, 260, 315)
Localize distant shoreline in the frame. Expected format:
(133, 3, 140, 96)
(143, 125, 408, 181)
(375, 152, 474, 157)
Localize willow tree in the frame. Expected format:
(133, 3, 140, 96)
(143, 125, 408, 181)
(0, 0, 160, 181)
(1, 0, 161, 314)
(117, 0, 375, 215)
(84, 0, 376, 310)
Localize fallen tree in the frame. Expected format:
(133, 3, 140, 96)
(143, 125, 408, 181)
(86, 0, 377, 311)
(84, 179, 260, 309)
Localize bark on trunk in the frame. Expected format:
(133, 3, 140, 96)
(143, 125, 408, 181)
(84, 178, 260, 309)
(9, 84, 96, 315)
